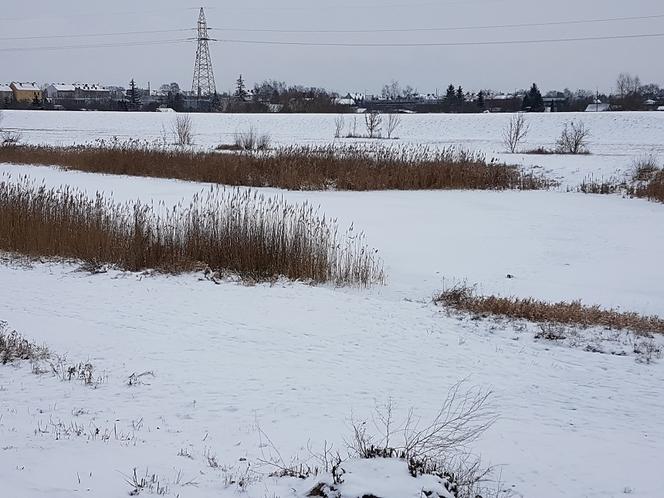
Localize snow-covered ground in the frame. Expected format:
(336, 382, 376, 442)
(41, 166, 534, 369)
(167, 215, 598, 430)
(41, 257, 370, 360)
(2, 109, 664, 186)
(1, 111, 664, 498)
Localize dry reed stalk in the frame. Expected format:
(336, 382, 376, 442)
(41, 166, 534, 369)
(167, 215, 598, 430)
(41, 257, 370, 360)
(0, 141, 554, 192)
(0, 177, 384, 286)
(435, 285, 664, 336)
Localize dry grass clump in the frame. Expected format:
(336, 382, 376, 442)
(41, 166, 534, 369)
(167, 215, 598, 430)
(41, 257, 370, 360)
(0, 177, 384, 286)
(630, 155, 664, 203)
(0, 321, 49, 364)
(435, 284, 664, 336)
(0, 141, 553, 191)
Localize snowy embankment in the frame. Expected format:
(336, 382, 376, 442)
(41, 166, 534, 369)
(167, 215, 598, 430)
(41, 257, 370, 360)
(1, 111, 664, 497)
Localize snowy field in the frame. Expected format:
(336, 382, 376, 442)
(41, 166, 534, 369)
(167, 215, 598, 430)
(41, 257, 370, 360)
(1, 111, 664, 498)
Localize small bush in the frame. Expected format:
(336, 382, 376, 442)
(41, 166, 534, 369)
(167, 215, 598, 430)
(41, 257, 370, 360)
(631, 154, 660, 182)
(435, 284, 664, 336)
(502, 113, 529, 153)
(234, 126, 271, 151)
(556, 121, 590, 154)
(172, 114, 194, 146)
(0, 322, 49, 364)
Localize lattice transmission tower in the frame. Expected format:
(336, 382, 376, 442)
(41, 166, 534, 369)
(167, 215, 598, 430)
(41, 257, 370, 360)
(191, 7, 216, 97)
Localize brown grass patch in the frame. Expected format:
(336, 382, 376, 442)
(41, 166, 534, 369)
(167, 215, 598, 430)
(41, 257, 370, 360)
(435, 285, 664, 336)
(0, 177, 384, 286)
(631, 168, 664, 204)
(0, 141, 554, 191)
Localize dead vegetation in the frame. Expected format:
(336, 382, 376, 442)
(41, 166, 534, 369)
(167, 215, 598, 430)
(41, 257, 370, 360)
(0, 141, 554, 192)
(0, 321, 49, 364)
(0, 177, 383, 285)
(435, 284, 664, 336)
(630, 155, 664, 203)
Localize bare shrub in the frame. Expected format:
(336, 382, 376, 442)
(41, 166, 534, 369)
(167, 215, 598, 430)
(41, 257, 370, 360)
(631, 167, 664, 203)
(556, 120, 590, 154)
(0, 178, 384, 286)
(631, 154, 660, 183)
(1, 131, 22, 147)
(502, 113, 529, 153)
(364, 111, 382, 138)
(348, 383, 496, 498)
(234, 126, 271, 151)
(172, 113, 193, 146)
(386, 114, 402, 139)
(435, 284, 664, 336)
(334, 115, 345, 139)
(0, 322, 49, 364)
(0, 142, 555, 192)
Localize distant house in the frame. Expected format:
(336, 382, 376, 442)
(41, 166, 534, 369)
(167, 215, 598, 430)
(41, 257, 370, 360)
(10, 82, 42, 103)
(585, 101, 610, 112)
(658, 106, 664, 112)
(45, 83, 76, 101)
(0, 84, 13, 104)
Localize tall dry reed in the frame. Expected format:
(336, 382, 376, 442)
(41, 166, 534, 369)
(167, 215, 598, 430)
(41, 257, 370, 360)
(0, 141, 554, 191)
(0, 176, 384, 286)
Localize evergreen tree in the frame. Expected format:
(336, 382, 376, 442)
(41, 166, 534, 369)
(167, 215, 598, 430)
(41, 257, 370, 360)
(445, 84, 456, 102)
(234, 74, 248, 101)
(477, 91, 485, 111)
(127, 79, 141, 110)
(522, 83, 544, 112)
(456, 86, 465, 103)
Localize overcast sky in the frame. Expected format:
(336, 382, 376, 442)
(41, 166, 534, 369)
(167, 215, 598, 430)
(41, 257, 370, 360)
(1, 0, 663, 94)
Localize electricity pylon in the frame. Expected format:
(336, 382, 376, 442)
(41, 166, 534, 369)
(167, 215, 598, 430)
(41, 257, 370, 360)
(191, 7, 216, 98)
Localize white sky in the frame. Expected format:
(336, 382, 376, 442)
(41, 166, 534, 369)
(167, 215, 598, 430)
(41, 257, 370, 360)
(1, 0, 663, 94)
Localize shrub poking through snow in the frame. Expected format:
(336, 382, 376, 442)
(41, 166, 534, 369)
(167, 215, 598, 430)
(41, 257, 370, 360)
(340, 384, 497, 498)
(556, 121, 590, 154)
(502, 113, 529, 153)
(435, 284, 664, 336)
(0, 321, 49, 364)
(0, 141, 554, 191)
(0, 178, 384, 286)
(629, 156, 664, 203)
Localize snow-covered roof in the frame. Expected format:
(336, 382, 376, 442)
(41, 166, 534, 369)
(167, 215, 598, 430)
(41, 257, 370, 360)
(585, 103, 610, 112)
(11, 82, 40, 91)
(658, 106, 664, 111)
(49, 84, 76, 91)
(0, 84, 12, 92)
(644, 99, 657, 105)
(75, 83, 109, 92)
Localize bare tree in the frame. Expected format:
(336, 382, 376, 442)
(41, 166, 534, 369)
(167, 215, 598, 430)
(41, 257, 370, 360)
(502, 113, 529, 153)
(172, 114, 193, 146)
(616, 72, 641, 99)
(334, 115, 345, 139)
(364, 111, 383, 139)
(386, 114, 401, 139)
(556, 121, 590, 154)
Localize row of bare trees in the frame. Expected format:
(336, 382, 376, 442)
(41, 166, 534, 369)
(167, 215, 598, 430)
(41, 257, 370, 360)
(334, 112, 402, 140)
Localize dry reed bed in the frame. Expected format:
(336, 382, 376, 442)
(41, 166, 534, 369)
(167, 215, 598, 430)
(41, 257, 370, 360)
(436, 285, 664, 336)
(632, 168, 664, 204)
(0, 177, 384, 286)
(0, 142, 553, 191)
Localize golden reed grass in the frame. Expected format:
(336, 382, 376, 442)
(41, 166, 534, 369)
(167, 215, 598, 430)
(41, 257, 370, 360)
(0, 141, 554, 191)
(632, 169, 664, 203)
(0, 177, 384, 286)
(436, 285, 664, 336)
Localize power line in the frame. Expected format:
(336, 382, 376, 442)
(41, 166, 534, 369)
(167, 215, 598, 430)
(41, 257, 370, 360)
(0, 38, 190, 53)
(215, 32, 664, 47)
(211, 12, 664, 34)
(0, 28, 193, 42)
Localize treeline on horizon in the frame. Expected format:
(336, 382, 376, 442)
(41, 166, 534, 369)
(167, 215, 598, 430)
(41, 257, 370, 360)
(1, 72, 661, 114)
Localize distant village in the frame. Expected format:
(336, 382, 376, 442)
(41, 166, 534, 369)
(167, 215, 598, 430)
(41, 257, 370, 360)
(1, 73, 663, 114)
